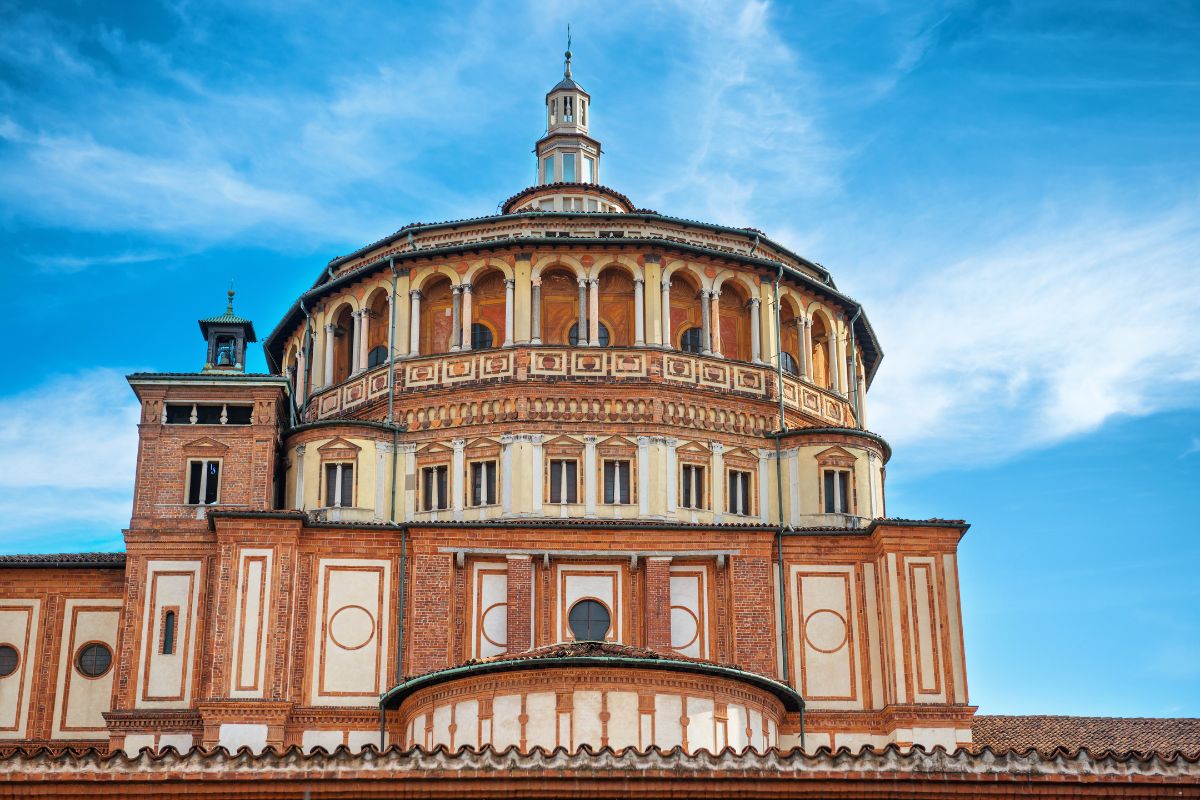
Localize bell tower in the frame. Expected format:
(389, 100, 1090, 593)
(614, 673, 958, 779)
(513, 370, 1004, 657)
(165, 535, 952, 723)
(536, 39, 601, 185)
(199, 289, 257, 373)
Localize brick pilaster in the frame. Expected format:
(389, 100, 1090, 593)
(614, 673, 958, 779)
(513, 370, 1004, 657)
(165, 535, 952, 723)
(409, 553, 452, 675)
(731, 556, 776, 677)
(506, 555, 533, 654)
(643, 557, 672, 653)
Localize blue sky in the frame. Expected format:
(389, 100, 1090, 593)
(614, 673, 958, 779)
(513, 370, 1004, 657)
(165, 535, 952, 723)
(0, 1, 1197, 716)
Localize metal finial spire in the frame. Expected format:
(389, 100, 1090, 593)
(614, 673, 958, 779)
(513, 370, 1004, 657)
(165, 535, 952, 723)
(227, 281, 235, 314)
(564, 25, 572, 78)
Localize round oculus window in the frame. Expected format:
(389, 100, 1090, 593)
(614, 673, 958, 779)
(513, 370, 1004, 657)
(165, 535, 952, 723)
(568, 599, 611, 642)
(75, 642, 113, 678)
(0, 644, 18, 678)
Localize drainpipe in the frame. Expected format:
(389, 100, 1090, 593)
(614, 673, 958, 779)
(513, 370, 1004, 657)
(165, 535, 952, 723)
(846, 306, 863, 429)
(771, 263, 790, 689)
(386, 258, 408, 698)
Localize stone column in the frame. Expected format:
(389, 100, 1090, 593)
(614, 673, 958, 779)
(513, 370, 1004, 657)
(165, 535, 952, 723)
(323, 323, 335, 386)
(503, 278, 515, 347)
(530, 280, 543, 344)
(800, 317, 812, 380)
(709, 290, 722, 357)
(359, 309, 371, 371)
(295, 347, 307, 399)
(409, 290, 422, 358)
(710, 441, 725, 523)
(660, 278, 672, 347)
(633, 278, 645, 346)
(385, 293, 395, 366)
(588, 278, 600, 346)
(583, 435, 597, 517)
(664, 437, 679, 514)
(506, 555, 534, 653)
(576, 278, 588, 345)
(500, 434, 514, 515)
(451, 438, 466, 520)
(749, 298, 762, 363)
(460, 283, 474, 352)
(353, 310, 365, 373)
(450, 286, 462, 352)
(700, 290, 713, 356)
(644, 557, 673, 652)
(637, 436, 651, 518)
(293, 445, 306, 510)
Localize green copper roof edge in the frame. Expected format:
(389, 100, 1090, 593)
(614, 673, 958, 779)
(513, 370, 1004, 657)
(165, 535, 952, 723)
(380, 655, 805, 712)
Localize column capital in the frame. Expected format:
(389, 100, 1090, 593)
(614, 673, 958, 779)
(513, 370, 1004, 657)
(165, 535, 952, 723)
(376, 441, 395, 455)
(396, 442, 419, 454)
(664, 437, 679, 448)
(451, 438, 467, 450)
(747, 297, 761, 308)
(583, 435, 598, 445)
(709, 441, 725, 454)
(499, 434, 515, 445)
(633, 278, 645, 286)
(295, 444, 306, 456)
(577, 277, 589, 288)
(410, 289, 423, 300)
(636, 436, 651, 447)
(504, 278, 515, 289)
(661, 278, 671, 290)
(588, 277, 599, 287)
(324, 322, 336, 332)
(460, 282, 473, 294)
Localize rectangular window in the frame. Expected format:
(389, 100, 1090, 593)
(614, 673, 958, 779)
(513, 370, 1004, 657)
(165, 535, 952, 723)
(324, 463, 354, 508)
(728, 470, 752, 515)
(823, 469, 851, 514)
(186, 459, 220, 505)
(422, 465, 449, 511)
(681, 464, 706, 510)
(543, 156, 555, 184)
(470, 461, 497, 507)
(603, 460, 631, 504)
(562, 153, 576, 182)
(583, 156, 595, 183)
(549, 459, 578, 503)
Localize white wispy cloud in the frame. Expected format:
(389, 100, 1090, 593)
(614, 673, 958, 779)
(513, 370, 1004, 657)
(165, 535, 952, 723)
(865, 206, 1200, 468)
(0, 370, 138, 552)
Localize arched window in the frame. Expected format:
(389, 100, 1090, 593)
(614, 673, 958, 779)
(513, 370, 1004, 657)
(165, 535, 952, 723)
(75, 643, 113, 678)
(780, 352, 799, 376)
(162, 611, 176, 655)
(367, 345, 388, 368)
(680, 327, 704, 354)
(0, 644, 18, 677)
(568, 599, 611, 641)
(569, 322, 610, 347)
(471, 323, 494, 350)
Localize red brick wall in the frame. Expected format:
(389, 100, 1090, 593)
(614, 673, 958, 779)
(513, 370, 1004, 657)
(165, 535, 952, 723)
(506, 555, 533, 654)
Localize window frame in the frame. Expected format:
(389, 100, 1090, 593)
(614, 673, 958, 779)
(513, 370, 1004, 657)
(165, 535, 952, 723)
(821, 468, 853, 514)
(323, 461, 355, 509)
(185, 458, 222, 506)
(421, 463, 450, 512)
(679, 462, 708, 510)
(547, 458, 581, 504)
(727, 468, 754, 516)
(159, 607, 179, 655)
(601, 458, 634, 505)
(74, 641, 114, 680)
(0, 643, 19, 678)
(468, 458, 499, 508)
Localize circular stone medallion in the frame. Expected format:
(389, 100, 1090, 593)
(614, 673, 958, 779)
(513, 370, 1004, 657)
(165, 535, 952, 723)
(329, 605, 376, 651)
(803, 609, 848, 653)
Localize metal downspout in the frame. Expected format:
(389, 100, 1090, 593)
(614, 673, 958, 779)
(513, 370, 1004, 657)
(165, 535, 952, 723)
(771, 264, 791, 694)
(299, 300, 313, 411)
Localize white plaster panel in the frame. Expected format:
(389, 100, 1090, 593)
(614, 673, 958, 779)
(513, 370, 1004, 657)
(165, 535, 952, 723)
(137, 560, 202, 709)
(556, 564, 623, 643)
(431, 704, 452, 748)
(685, 696, 716, 753)
(472, 563, 507, 659)
(52, 599, 120, 738)
(905, 557, 946, 702)
(653, 693, 682, 750)
(123, 734, 155, 753)
(669, 567, 707, 658)
(347, 730, 384, 752)
(727, 703, 748, 751)
(219, 723, 268, 753)
(491, 694, 521, 750)
(791, 565, 861, 709)
(0, 600, 39, 739)
(607, 691, 639, 751)
(525, 692, 556, 751)
(158, 733, 194, 752)
(454, 699, 480, 750)
(311, 558, 391, 706)
(572, 690, 602, 749)
(943, 554, 967, 704)
(303, 729, 343, 753)
(230, 548, 273, 698)
(862, 562, 885, 709)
